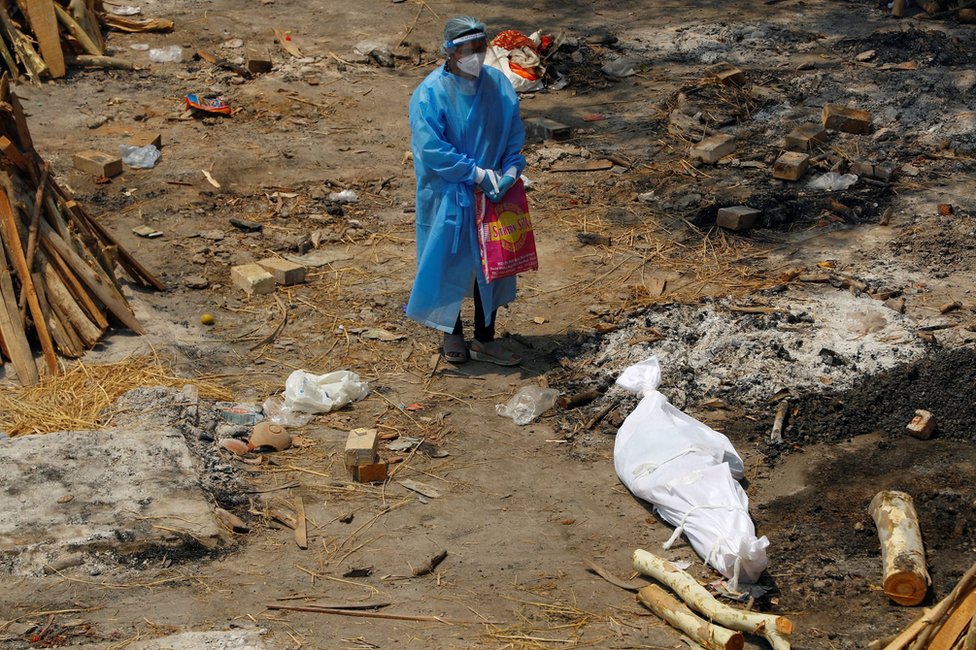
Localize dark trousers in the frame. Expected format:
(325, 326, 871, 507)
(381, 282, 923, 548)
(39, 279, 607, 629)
(452, 283, 496, 343)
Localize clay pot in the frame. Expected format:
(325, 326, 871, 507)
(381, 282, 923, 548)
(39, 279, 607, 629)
(248, 422, 291, 452)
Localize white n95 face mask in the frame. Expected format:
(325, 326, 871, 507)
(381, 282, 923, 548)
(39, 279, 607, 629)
(457, 52, 486, 77)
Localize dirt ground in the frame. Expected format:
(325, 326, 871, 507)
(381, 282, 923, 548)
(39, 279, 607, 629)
(2, 0, 976, 648)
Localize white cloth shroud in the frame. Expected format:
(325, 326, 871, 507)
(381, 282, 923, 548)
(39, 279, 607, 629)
(613, 357, 768, 586)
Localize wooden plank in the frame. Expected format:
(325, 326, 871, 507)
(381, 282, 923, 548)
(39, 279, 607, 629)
(928, 589, 976, 650)
(46, 245, 109, 330)
(39, 219, 146, 335)
(25, 0, 66, 77)
(2, 71, 38, 152)
(0, 136, 33, 176)
(0, 187, 58, 374)
(549, 159, 615, 173)
(32, 270, 81, 357)
(0, 233, 38, 385)
(40, 254, 102, 347)
(68, 201, 165, 290)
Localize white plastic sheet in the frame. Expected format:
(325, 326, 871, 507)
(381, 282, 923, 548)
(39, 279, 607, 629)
(613, 357, 768, 587)
(282, 370, 369, 414)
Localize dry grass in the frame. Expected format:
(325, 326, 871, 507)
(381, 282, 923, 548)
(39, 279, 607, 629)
(0, 355, 232, 437)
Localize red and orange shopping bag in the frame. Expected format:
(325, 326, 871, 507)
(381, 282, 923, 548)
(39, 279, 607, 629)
(475, 179, 538, 283)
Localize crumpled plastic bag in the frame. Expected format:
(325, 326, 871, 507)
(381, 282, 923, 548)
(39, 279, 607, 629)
(613, 356, 768, 587)
(120, 144, 161, 169)
(602, 57, 637, 78)
(328, 190, 359, 204)
(496, 386, 559, 425)
(808, 172, 858, 191)
(149, 45, 183, 63)
(282, 370, 369, 414)
(262, 396, 314, 426)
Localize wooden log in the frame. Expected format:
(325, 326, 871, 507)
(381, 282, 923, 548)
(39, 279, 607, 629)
(98, 14, 174, 33)
(0, 94, 45, 205)
(39, 219, 146, 335)
(634, 549, 793, 650)
(558, 388, 602, 410)
(46, 245, 109, 330)
(70, 0, 104, 53)
(63, 54, 134, 70)
(53, 4, 102, 57)
(32, 269, 80, 357)
(883, 562, 976, 650)
(0, 23, 19, 78)
(964, 618, 976, 650)
(19, 161, 47, 313)
(636, 584, 744, 650)
(25, 0, 66, 77)
(770, 399, 789, 444)
(0, 186, 58, 374)
(40, 254, 102, 347)
(0, 2, 48, 82)
(869, 490, 930, 606)
(63, 197, 164, 289)
(0, 231, 37, 384)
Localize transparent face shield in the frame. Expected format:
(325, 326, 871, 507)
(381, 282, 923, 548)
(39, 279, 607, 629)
(446, 32, 487, 78)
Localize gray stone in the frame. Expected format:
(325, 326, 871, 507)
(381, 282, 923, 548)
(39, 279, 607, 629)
(184, 275, 210, 290)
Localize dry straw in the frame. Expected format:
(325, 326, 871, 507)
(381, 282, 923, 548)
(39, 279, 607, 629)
(0, 355, 231, 436)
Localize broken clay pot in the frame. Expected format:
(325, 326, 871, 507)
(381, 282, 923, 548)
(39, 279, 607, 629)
(248, 422, 292, 452)
(217, 438, 249, 455)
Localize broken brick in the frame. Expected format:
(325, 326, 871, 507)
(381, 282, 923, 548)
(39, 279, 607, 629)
(128, 132, 163, 149)
(352, 462, 388, 483)
(705, 61, 746, 86)
(524, 117, 572, 143)
(73, 150, 122, 178)
(850, 161, 895, 182)
(230, 263, 275, 295)
(822, 104, 871, 134)
(690, 133, 735, 164)
(344, 427, 379, 468)
(785, 123, 827, 152)
(246, 47, 273, 74)
(716, 206, 761, 231)
(907, 409, 936, 440)
(773, 151, 810, 181)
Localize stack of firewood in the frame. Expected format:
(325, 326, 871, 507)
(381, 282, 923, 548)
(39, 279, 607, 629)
(0, 0, 173, 83)
(0, 75, 161, 386)
(871, 560, 976, 650)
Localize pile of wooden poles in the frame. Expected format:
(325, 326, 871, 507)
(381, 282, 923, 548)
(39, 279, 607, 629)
(0, 0, 173, 83)
(0, 75, 161, 386)
(632, 549, 794, 650)
(871, 560, 976, 650)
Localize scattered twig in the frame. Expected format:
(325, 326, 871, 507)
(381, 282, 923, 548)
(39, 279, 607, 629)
(413, 549, 448, 577)
(265, 603, 493, 625)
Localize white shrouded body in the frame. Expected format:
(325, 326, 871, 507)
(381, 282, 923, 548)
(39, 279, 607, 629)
(613, 357, 768, 586)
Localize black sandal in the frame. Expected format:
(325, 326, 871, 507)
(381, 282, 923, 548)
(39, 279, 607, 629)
(442, 333, 468, 363)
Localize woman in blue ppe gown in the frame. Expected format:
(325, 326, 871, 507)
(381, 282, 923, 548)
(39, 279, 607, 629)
(406, 16, 526, 366)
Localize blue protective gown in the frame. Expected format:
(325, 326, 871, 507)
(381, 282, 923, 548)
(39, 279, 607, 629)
(406, 64, 526, 332)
